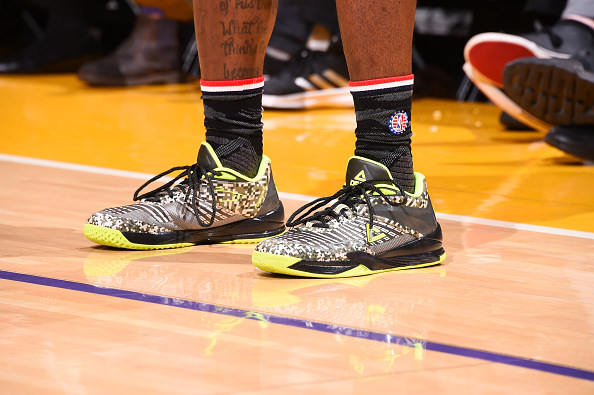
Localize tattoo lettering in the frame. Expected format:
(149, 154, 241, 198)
(220, 16, 268, 36)
(234, 0, 273, 10)
(223, 64, 260, 79)
(219, 0, 229, 16)
(219, 0, 273, 15)
(220, 38, 267, 57)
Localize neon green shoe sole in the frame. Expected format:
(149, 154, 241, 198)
(252, 250, 446, 278)
(84, 224, 285, 250)
(84, 224, 194, 250)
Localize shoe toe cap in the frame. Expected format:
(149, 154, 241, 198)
(86, 211, 171, 234)
(255, 231, 359, 261)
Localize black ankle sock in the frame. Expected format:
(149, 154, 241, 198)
(201, 77, 265, 178)
(350, 75, 416, 193)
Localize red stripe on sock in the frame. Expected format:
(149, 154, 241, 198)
(349, 74, 414, 88)
(200, 76, 265, 90)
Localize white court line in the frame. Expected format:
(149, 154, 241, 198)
(2, 153, 593, 240)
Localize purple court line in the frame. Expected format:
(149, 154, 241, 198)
(2, 269, 593, 382)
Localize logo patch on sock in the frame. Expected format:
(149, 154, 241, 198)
(389, 111, 409, 134)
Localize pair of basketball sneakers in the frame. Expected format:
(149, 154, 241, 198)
(84, 140, 446, 278)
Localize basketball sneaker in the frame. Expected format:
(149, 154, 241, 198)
(252, 156, 445, 278)
(464, 19, 594, 88)
(77, 13, 185, 86)
(84, 142, 285, 249)
(262, 47, 352, 109)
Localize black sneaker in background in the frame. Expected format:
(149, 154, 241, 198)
(545, 124, 594, 162)
(77, 13, 184, 86)
(262, 47, 352, 109)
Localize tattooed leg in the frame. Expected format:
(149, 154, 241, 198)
(194, 0, 278, 80)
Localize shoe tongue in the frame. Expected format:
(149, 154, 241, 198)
(196, 143, 222, 171)
(345, 156, 393, 186)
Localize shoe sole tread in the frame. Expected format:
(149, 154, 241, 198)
(503, 58, 594, 125)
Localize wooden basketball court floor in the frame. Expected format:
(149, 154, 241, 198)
(1, 74, 593, 394)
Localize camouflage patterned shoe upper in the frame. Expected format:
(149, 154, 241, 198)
(84, 142, 285, 249)
(252, 156, 445, 278)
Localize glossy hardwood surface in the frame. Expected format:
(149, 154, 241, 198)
(1, 75, 593, 394)
(1, 75, 593, 231)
